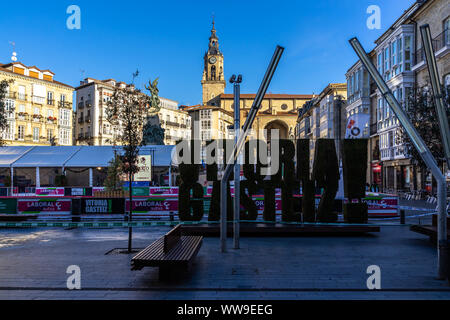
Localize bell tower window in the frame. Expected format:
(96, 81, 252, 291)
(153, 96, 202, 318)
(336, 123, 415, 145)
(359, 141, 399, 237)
(211, 65, 216, 81)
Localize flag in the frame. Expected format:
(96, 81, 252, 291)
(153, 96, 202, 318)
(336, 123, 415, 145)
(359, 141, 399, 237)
(345, 113, 370, 139)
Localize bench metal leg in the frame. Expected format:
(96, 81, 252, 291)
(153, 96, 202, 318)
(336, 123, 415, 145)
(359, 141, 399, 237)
(159, 265, 188, 281)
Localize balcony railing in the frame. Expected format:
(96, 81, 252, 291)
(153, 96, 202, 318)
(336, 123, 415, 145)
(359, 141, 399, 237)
(85, 101, 92, 108)
(17, 93, 27, 101)
(58, 101, 72, 108)
(78, 102, 84, 109)
(85, 116, 91, 123)
(166, 121, 180, 127)
(4, 92, 16, 99)
(32, 96, 45, 104)
(414, 28, 449, 65)
(78, 117, 84, 124)
(370, 123, 377, 136)
(47, 99, 55, 106)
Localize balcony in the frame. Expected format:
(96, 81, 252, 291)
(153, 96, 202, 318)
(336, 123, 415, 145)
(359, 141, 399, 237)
(32, 96, 45, 105)
(78, 133, 84, 139)
(85, 101, 92, 108)
(370, 123, 377, 136)
(47, 99, 55, 106)
(413, 28, 449, 67)
(166, 121, 180, 127)
(78, 102, 84, 109)
(17, 93, 27, 101)
(58, 101, 72, 109)
(16, 113, 29, 121)
(78, 117, 84, 124)
(85, 116, 91, 123)
(4, 92, 16, 99)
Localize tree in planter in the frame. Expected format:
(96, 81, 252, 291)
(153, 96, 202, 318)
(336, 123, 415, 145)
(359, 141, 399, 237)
(104, 152, 123, 192)
(106, 77, 161, 252)
(401, 85, 450, 193)
(0, 80, 14, 146)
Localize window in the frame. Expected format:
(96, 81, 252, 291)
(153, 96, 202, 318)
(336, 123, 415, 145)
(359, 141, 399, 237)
(377, 54, 383, 75)
(59, 109, 70, 126)
(397, 38, 403, 72)
(18, 126, 24, 140)
(59, 128, 70, 145)
(47, 109, 54, 117)
(5, 99, 15, 118)
(47, 129, 53, 142)
(60, 94, 66, 102)
(47, 91, 54, 105)
(18, 86, 26, 100)
(444, 17, 450, 46)
(33, 128, 40, 142)
(34, 107, 40, 115)
(19, 105, 25, 113)
(404, 36, 411, 70)
(201, 120, 211, 130)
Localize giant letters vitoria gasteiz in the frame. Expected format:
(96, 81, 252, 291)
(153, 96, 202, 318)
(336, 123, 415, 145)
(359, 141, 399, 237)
(176, 139, 368, 223)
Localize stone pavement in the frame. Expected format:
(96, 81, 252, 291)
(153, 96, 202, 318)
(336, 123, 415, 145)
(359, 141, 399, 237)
(0, 223, 449, 300)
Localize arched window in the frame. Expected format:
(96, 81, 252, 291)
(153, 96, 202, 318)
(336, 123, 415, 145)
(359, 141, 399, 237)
(211, 66, 216, 81)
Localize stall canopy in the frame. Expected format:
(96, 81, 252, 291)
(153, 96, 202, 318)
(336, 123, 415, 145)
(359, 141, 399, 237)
(0, 145, 176, 168)
(0, 146, 34, 167)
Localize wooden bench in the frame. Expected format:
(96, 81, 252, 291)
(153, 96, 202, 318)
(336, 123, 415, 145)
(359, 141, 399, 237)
(410, 214, 450, 242)
(131, 225, 203, 280)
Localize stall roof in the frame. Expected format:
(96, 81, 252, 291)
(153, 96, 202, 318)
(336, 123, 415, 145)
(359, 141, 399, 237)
(0, 146, 34, 167)
(12, 146, 82, 168)
(0, 145, 176, 168)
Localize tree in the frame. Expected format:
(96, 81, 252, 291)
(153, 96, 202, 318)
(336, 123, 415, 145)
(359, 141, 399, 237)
(0, 80, 14, 146)
(104, 151, 123, 192)
(401, 84, 450, 192)
(105, 78, 161, 252)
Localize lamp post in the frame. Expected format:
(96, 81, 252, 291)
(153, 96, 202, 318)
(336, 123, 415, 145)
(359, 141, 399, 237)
(349, 37, 448, 280)
(220, 46, 284, 252)
(230, 74, 242, 249)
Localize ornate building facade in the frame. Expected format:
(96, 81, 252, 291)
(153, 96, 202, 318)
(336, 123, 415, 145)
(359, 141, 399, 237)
(0, 62, 74, 146)
(182, 21, 313, 147)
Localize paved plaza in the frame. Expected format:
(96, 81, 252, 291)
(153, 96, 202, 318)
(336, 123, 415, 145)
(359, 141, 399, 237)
(0, 205, 449, 300)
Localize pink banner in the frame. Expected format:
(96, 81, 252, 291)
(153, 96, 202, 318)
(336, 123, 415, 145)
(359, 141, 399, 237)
(35, 188, 65, 196)
(18, 199, 71, 213)
(126, 198, 179, 212)
(149, 187, 179, 195)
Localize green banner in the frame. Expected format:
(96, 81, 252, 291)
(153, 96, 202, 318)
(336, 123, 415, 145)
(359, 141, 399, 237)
(0, 198, 17, 214)
(123, 187, 150, 196)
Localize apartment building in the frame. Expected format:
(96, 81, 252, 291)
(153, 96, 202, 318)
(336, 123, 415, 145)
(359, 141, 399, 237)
(296, 84, 347, 167)
(75, 78, 188, 146)
(345, 0, 449, 192)
(158, 98, 191, 145)
(0, 62, 73, 146)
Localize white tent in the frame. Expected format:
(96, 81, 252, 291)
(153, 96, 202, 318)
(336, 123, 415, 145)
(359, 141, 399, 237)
(0, 145, 176, 188)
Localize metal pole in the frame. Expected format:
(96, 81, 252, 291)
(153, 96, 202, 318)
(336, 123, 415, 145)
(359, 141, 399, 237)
(420, 24, 450, 165)
(233, 77, 241, 249)
(220, 45, 284, 252)
(349, 37, 448, 280)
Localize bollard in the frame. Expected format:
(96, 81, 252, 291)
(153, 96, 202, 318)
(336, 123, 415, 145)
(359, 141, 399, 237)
(400, 209, 405, 225)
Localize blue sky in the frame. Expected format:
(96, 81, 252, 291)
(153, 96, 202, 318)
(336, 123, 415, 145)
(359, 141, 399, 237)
(0, 0, 415, 106)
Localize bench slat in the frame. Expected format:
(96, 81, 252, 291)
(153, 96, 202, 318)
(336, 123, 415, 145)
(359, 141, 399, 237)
(132, 236, 202, 265)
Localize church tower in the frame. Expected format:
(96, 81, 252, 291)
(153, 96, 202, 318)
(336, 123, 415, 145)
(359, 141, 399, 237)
(201, 20, 225, 106)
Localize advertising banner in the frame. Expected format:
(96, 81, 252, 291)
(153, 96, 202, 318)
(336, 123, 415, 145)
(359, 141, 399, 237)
(149, 187, 179, 196)
(0, 198, 17, 214)
(81, 198, 124, 214)
(126, 198, 179, 214)
(134, 155, 152, 182)
(35, 187, 65, 196)
(18, 199, 71, 215)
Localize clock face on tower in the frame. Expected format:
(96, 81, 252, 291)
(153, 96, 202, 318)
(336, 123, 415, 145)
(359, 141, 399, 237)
(209, 56, 217, 64)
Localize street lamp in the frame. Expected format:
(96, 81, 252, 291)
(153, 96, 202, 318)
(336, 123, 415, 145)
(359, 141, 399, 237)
(229, 74, 243, 249)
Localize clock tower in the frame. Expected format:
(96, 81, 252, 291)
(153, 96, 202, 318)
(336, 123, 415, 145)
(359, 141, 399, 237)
(201, 20, 226, 106)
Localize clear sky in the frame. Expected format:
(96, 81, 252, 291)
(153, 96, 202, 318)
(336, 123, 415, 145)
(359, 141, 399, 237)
(0, 0, 415, 106)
